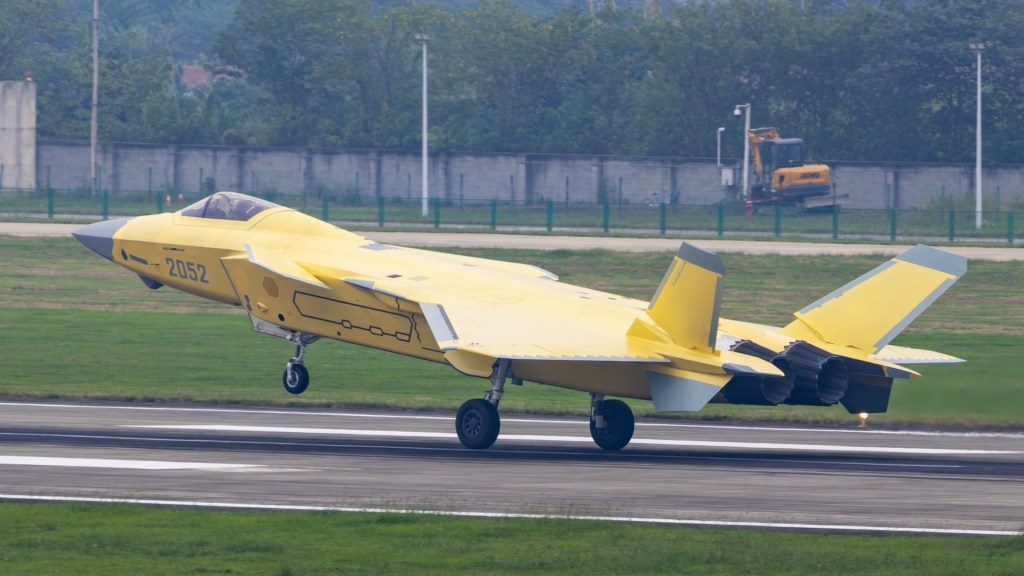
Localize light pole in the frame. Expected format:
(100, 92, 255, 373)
(969, 42, 984, 229)
(716, 127, 725, 167)
(415, 33, 430, 217)
(733, 104, 751, 200)
(90, 0, 99, 197)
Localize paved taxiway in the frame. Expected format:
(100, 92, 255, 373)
(2, 221, 1023, 260)
(1, 402, 1021, 535)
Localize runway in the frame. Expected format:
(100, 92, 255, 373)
(0, 402, 1020, 535)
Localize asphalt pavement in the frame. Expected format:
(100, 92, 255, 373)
(0, 402, 1021, 535)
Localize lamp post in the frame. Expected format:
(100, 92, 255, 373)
(415, 33, 430, 217)
(716, 127, 725, 167)
(733, 104, 751, 200)
(969, 42, 984, 229)
(90, 0, 99, 197)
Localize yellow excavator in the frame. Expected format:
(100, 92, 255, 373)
(747, 127, 844, 209)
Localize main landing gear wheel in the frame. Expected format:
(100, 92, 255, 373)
(590, 398, 634, 451)
(456, 398, 500, 450)
(455, 359, 510, 450)
(283, 362, 309, 395)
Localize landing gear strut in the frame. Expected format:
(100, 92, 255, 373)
(589, 394, 634, 450)
(455, 359, 510, 449)
(282, 331, 317, 395)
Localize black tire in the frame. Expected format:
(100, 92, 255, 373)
(589, 399, 634, 450)
(282, 363, 310, 395)
(455, 398, 500, 450)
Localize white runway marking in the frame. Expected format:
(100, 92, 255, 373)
(0, 494, 1019, 537)
(125, 424, 1019, 455)
(0, 455, 261, 471)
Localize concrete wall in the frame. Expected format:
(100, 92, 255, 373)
(832, 163, 1021, 210)
(0, 81, 36, 190)
(3, 78, 1019, 208)
(30, 140, 1024, 210)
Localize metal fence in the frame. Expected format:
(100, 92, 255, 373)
(2, 187, 1019, 244)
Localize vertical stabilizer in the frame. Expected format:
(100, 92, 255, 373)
(783, 245, 966, 353)
(645, 243, 725, 352)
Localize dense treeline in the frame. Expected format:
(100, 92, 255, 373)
(3, 0, 1022, 164)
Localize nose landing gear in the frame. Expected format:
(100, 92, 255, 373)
(281, 331, 318, 395)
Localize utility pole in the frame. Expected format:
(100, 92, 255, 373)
(91, 0, 99, 197)
(969, 42, 984, 229)
(415, 34, 430, 218)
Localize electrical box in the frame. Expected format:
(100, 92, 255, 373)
(721, 168, 734, 187)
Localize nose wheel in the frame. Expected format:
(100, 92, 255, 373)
(283, 362, 309, 395)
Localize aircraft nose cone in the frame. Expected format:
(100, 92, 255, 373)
(72, 217, 133, 261)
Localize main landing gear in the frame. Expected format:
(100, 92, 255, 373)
(455, 359, 510, 449)
(589, 394, 635, 451)
(453, 360, 637, 451)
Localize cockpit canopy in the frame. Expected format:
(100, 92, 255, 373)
(181, 192, 281, 221)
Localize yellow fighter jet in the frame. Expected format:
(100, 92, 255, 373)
(73, 192, 966, 450)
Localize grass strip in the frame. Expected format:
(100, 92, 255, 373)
(0, 308, 1022, 426)
(2, 237, 1022, 426)
(2, 503, 1023, 576)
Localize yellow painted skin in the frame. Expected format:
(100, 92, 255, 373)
(80, 193, 966, 417)
(110, 205, 742, 399)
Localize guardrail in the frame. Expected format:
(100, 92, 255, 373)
(1, 188, 1019, 244)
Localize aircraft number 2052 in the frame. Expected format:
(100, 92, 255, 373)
(165, 257, 209, 284)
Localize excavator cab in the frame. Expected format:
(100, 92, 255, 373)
(763, 138, 806, 170)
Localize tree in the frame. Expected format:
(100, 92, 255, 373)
(12, 0, 1024, 164)
(0, 0, 68, 80)
(213, 0, 357, 146)
(447, 0, 554, 152)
